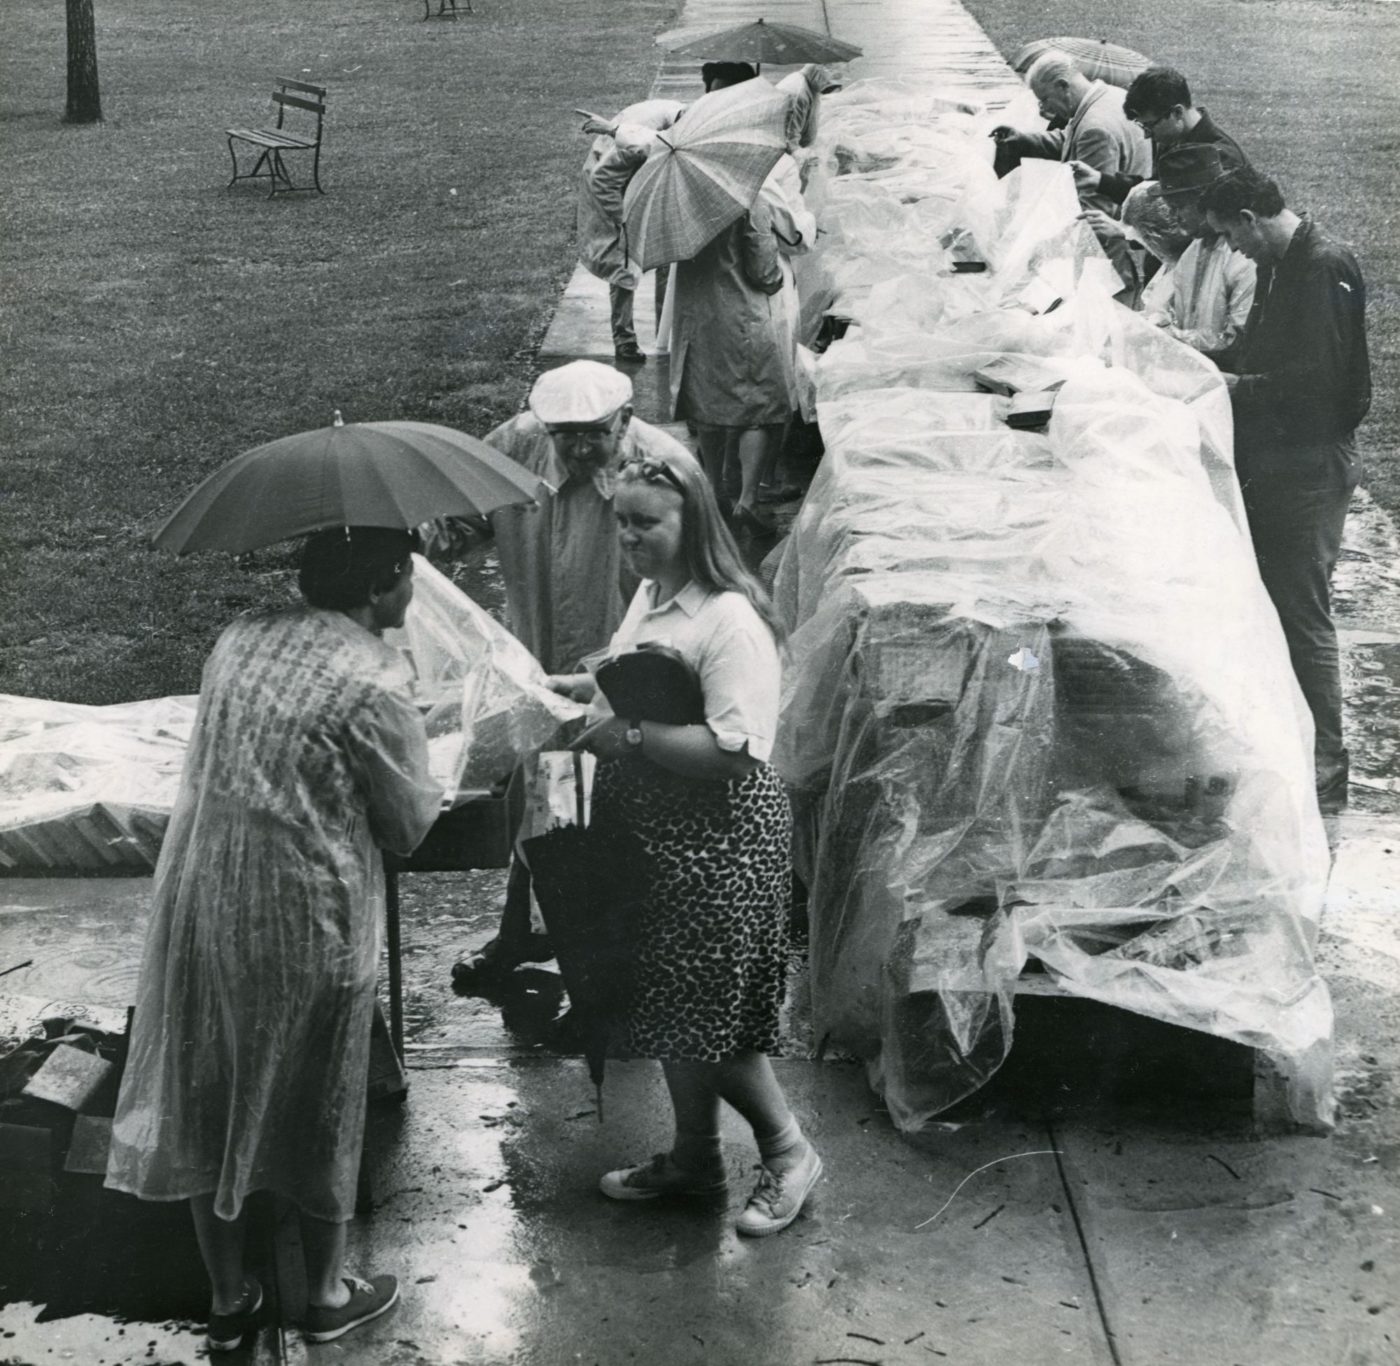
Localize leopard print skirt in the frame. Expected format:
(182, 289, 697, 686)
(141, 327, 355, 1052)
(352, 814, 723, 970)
(592, 756, 792, 1063)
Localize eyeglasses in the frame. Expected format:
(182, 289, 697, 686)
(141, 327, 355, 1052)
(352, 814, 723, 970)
(620, 456, 685, 495)
(1134, 111, 1169, 136)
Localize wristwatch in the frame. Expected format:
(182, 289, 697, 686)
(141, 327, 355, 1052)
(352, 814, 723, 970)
(624, 721, 644, 750)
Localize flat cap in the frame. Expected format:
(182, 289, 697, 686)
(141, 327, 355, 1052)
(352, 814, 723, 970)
(528, 361, 633, 425)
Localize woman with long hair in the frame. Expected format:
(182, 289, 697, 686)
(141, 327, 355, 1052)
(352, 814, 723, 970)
(548, 450, 822, 1237)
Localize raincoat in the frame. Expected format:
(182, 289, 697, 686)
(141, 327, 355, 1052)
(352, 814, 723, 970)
(577, 99, 685, 289)
(760, 154, 817, 408)
(105, 608, 440, 1223)
(1144, 232, 1256, 364)
(671, 203, 789, 429)
(486, 412, 691, 672)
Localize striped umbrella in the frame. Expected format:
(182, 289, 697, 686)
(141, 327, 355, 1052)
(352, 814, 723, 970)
(1012, 37, 1152, 90)
(661, 18, 863, 66)
(622, 79, 789, 270)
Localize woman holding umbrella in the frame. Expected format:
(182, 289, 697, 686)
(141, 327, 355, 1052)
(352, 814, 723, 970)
(106, 527, 442, 1350)
(548, 450, 822, 1238)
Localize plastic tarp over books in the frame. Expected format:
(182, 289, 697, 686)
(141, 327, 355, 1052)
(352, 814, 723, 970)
(0, 558, 580, 871)
(772, 378, 1333, 1131)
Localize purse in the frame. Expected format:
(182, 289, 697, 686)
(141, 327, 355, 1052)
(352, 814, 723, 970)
(595, 644, 706, 725)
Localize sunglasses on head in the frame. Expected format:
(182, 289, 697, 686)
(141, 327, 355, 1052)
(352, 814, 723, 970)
(621, 456, 685, 495)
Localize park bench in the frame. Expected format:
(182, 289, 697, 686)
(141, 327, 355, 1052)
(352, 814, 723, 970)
(225, 78, 327, 196)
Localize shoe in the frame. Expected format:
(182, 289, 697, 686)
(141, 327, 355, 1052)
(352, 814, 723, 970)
(1316, 758, 1349, 816)
(302, 1274, 400, 1344)
(735, 1144, 823, 1237)
(614, 343, 646, 364)
(730, 504, 778, 537)
(756, 482, 802, 504)
(452, 932, 554, 984)
(206, 1277, 263, 1354)
(599, 1152, 728, 1202)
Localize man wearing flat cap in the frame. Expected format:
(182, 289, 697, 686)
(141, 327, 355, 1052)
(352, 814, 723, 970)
(448, 360, 698, 973)
(1144, 144, 1256, 366)
(1201, 167, 1372, 816)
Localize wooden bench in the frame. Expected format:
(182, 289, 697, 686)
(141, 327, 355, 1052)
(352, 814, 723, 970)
(225, 77, 327, 196)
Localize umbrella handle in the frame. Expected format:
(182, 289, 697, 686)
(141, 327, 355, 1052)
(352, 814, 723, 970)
(574, 749, 587, 828)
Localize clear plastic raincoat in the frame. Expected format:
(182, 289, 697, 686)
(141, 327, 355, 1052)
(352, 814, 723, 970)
(105, 607, 441, 1222)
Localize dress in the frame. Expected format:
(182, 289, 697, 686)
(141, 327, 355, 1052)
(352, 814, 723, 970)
(670, 204, 789, 429)
(591, 582, 792, 1062)
(104, 608, 441, 1223)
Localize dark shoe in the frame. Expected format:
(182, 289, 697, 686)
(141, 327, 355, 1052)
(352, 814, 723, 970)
(731, 504, 778, 537)
(452, 932, 554, 984)
(599, 1152, 728, 1201)
(614, 343, 646, 364)
(756, 482, 802, 504)
(735, 1143, 823, 1237)
(302, 1274, 400, 1344)
(207, 1277, 263, 1354)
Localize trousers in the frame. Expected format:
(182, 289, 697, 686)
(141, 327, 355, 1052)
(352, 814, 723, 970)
(607, 266, 671, 350)
(1239, 439, 1358, 801)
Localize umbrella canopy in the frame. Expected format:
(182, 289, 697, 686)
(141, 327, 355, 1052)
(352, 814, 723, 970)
(523, 820, 648, 1116)
(662, 18, 863, 65)
(151, 414, 546, 554)
(622, 79, 789, 270)
(1012, 37, 1152, 90)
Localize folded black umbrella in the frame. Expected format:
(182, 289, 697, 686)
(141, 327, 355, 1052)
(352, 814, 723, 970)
(521, 756, 649, 1121)
(595, 645, 706, 725)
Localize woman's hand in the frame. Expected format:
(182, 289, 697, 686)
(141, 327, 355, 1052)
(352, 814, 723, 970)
(546, 672, 597, 703)
(570, 716, 635, 761)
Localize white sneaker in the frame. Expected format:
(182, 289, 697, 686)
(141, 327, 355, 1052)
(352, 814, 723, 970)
(735, 1144, 823, 1237)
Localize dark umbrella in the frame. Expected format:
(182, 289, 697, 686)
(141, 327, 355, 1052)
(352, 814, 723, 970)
(151, 412, 545, 554)
(522, 760, 648, 1121)
(662, 18, 863, 67)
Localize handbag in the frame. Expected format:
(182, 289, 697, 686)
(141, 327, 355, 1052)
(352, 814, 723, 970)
(595, 644, 706, 725)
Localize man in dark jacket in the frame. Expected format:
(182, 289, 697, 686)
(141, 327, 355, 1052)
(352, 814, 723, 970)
(1202, 166, 1371, 814)
(1073, 66, 1247, 207)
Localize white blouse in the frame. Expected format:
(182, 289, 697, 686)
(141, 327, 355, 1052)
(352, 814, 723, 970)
(591, 581, 782, 763)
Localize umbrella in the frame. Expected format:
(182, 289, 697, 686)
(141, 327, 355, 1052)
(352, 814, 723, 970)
(521, 760, 648, 1120)
(661, 18, 863, 66)
(151, 412, 546, 554)
(622, 79, 790, 270)
(1012, 37, 1152, 90)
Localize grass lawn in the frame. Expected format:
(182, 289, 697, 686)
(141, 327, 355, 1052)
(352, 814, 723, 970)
(0, 0, 675, 703)
(960, 0, 1400, 533)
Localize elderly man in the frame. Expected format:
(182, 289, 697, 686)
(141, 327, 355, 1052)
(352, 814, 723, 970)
(992, 53, 1150, 286)
(577, 100, 684, 364)
(1143, 144, 1256, 365)
(453, 360, 697, 975)
(1201, 167, 1371, 815)
(1073, 66, 1246, 208)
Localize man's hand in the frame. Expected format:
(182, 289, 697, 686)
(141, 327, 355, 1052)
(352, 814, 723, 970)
(990, 125, 1022, 146)
(1069, 160, 1102, 194)
(574, 109, 617, 137)
(1078, 209, 1125, 240)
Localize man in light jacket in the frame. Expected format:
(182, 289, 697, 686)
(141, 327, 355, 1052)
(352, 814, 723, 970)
(1145, 144, 1256, 366)
(992, 53, 1150, 287)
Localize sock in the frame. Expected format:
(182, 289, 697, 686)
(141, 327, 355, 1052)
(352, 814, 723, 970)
(757, 1117, 804, 1166)
(672, 1131, 723, 1174)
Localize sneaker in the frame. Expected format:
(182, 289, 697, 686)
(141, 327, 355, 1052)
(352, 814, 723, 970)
(302, 1274, 400, 1344)
(206, 1277, 263, 1354)
(735, 1144, 823, 1237)
(614, 343, 647, 364)
(599, 1152, 728, 1202)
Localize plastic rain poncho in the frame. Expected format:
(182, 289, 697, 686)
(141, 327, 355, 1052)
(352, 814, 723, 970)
(105, 607, 441, 1222)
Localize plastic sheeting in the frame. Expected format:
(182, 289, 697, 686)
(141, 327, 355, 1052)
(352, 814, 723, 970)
(773, 80, 1334, 1130)
(0, 557, 582, 871)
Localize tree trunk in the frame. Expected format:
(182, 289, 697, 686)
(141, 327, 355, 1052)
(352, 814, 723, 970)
(64, 0, 102, 124)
